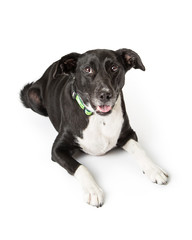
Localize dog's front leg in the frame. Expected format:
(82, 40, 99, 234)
(74, 165, 104, 207)
(52, 134, 104, 207)
(123, 139, 168, 184)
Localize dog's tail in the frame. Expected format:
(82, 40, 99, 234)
(20, 83, 48, 116)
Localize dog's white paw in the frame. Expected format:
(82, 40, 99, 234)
(143, 165, 168, 185)
(83, 185, 104, 207)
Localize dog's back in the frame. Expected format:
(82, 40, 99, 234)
(20, 60, 78, 132)
(20, 61, 61, 117)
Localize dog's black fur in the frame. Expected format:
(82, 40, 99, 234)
(20, 49, 145, 175)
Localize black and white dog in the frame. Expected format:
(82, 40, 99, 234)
(20, 49, 168, 207)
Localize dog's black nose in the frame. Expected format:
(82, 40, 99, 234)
(99, 91, 112, 102)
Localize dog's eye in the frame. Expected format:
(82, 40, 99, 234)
(84, 66, 93, 74)
(111, 65, 119, 72)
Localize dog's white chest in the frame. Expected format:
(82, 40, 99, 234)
(77, 97, 124, 156)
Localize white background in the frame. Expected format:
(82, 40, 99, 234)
(1, 0, 192, 239)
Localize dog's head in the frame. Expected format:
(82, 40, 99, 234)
(55, 49, 145, 115)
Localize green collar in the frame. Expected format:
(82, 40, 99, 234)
(72, 91, 93, 116)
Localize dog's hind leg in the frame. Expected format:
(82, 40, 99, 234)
(123, 139, 169, 185)
(20, 83, 48, 116)
(52, 133, 104, 207)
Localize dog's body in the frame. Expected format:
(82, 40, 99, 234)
(20, 49, 168, 207)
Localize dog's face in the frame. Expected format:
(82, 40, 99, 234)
(55, 49, 145, 115)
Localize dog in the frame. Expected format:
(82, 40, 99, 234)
(20, 48, 168, 207)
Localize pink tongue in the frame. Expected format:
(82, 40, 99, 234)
(97, 105, 112, 113)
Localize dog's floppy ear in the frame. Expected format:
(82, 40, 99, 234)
(53, 52, 81, 78)
(116, 48, 145, 72)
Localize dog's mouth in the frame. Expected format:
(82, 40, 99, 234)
(96, 105, 112, 114)
(95, 105, 113, 116)
(90, 94, 118, 116)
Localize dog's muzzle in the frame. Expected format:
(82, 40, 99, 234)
(91, 88, 117, 115)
